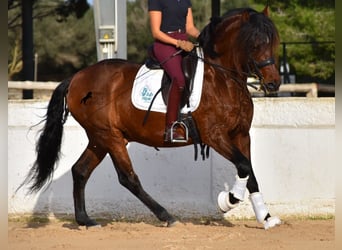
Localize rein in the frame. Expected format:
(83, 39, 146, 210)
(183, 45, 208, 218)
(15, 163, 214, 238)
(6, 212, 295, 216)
(139, 44, 275, 91)
(135, 49, 184, 81)
(189, 48, 275, 91)
(189, 51, 257, 90)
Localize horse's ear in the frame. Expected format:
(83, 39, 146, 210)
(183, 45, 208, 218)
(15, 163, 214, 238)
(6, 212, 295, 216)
(263, 4, 270, 16)
(241, 11, 250, 22)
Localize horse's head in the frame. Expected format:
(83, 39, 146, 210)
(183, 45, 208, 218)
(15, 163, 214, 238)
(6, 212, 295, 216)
(242, 6, 281, 94)
(198, 5, 281, 95)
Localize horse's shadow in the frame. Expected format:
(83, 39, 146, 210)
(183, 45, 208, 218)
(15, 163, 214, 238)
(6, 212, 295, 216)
(26, 143, 237, 229)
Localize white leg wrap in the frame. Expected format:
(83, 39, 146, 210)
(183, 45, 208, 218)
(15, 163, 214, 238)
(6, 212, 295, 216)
(250, 192, 281, 229)
(217, 190, 238, 212)
(230, 175, 249, 201)
(249, 192, 269, 223)
(217, 176, 248, 213)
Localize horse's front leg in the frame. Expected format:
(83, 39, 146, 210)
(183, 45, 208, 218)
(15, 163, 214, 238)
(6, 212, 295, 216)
(212, 134, 281, 229)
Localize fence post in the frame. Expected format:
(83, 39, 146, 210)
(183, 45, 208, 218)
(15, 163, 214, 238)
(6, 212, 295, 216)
(282, 42, 290, 83)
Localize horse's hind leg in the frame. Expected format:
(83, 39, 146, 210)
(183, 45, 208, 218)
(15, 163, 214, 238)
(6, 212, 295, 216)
(107, 134, 177, 226)
(71, 143, 106, 227)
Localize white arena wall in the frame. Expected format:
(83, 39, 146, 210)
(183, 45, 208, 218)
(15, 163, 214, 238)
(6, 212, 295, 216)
(8, 98, 335, 220)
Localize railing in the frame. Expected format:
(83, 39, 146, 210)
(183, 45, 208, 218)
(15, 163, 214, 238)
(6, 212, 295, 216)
(248, 83, 335, 97)
(8, 81, 58, 100)
(8, 81, 335, 100)
(8, 81, 59, 90)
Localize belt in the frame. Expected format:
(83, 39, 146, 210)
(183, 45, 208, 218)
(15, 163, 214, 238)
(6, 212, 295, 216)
(166, 29, 185, 34)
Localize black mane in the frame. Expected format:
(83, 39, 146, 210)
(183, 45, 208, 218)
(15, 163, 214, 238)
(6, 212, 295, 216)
(198, 7, 279, 58)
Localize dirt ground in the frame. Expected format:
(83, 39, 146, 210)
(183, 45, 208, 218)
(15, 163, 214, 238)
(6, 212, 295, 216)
(8, 217, 334, 250)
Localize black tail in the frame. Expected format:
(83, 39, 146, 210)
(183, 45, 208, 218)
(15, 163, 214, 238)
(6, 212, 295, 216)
(21, 78, 71, 193)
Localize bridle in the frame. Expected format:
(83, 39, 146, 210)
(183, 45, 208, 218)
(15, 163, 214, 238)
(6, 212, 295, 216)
(247, 57, 276, 87)
(191, 49, 276, 91)
(139, 46, 277, 92)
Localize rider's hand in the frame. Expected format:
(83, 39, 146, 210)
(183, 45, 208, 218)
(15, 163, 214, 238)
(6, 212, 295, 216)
(177, 40, 194, 52)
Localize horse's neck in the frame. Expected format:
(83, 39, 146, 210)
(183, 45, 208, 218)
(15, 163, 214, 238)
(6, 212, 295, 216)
(206, 59, 249, 98)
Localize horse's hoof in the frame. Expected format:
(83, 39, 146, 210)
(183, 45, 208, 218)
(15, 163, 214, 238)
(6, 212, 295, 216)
(86, 221, 102, 229)
(86, 224, 102, 229)
(263, 216, 281, 230)
(167, 219, 180, 227)
(77, 218, 101, 228)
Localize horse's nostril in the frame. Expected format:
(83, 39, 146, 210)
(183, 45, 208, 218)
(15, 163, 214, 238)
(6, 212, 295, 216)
(267, 83, 275, 90)
(261, 82, 279, 96)
(266, 82, 278, 91)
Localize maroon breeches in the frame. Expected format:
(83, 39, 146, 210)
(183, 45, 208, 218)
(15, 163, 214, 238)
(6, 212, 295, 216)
(153, 32, 188, 127)
(153, 32, 187, 89)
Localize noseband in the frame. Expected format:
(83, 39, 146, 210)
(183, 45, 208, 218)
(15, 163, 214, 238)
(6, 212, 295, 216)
(248, 57, 276, 88)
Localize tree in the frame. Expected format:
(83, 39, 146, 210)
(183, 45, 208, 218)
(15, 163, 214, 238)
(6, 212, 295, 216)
(8, 0, 24, 80)
(267, 0, 335, 83)
(126, 0, 153, 63)
(8, 0, 335, 84)
(125, 0, 250, 63)
(112, 0, 336, 84)
(8, 0, 91, 81)
(34, 8, 96, 80)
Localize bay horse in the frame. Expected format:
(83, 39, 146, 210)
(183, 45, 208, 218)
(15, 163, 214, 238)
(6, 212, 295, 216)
(24, 6, 281, 229)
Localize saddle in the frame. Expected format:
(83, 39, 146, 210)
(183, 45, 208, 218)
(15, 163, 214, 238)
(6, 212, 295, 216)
(145, 45, 198, 109)
(143, 45, 207, 159)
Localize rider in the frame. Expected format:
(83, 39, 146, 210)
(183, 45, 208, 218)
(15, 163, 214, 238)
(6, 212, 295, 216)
(148, 0, 200, 142)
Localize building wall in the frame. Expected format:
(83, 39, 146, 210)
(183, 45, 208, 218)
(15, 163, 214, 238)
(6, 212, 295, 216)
(8, 98, 335, 220)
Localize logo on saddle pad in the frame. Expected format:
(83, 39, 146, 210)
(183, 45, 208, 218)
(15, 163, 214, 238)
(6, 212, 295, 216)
(141, 86, 154, 103)
(131, 48, 204, 114)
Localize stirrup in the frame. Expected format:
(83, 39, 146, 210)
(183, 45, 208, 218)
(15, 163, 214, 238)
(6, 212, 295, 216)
(170, 121, 188, 143)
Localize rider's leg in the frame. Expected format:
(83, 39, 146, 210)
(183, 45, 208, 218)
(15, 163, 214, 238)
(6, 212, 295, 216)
(153, 37, 187, 142)
(164, 83, 185, 141)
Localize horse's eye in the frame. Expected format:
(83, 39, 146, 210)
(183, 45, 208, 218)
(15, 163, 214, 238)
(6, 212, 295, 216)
(252, 44, 260, 51)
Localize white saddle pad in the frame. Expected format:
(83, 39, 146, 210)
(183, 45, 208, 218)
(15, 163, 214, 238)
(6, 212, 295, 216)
(131, 48, 204, 113)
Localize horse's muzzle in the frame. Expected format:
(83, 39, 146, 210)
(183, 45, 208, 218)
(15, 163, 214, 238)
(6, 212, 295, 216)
(262, 82, 280, 95)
